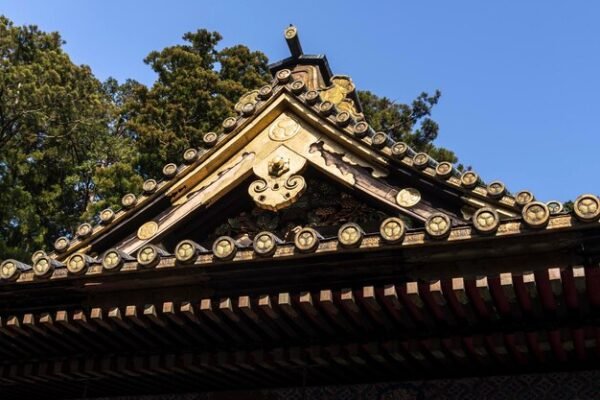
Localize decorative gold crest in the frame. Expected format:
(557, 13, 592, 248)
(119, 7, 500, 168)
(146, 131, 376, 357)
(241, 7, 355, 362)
(175, 240, 203, 263)
(268, 114, 301, 141)
(515, 190, 535, 207)
(234, 90, 259, 114)
(99, 208, 115, 224)
(472, 207, 500, 234)
(76, 223, 93, 239)
(522, 202, 550, 228)
(435, 162, 453, 179)
(426, 213, 451, 239)
(253, 232, 279, 257)
(31, 250, 46, 263)
(249, 146, 307, 211)
(66, 253, 88, 274)
(294, 227, 320, 253)
(319, 75, 363, 119)
(573, 194, 600, 222)
(54, 236, 70, 253)
(212, 236, 237, 261)
(338, 223, 364, 248)
(396, 188, 421, 208)
(102, 249, 123, 270)
(0, 259, 19, 281)
(487, 181, 506, 198)
(379, 217, 406, 244)
(460, 171, 479, 189)
(137, 221, 159, 240)
(137, 245, 160, 267)
(546, 200, 563, 215)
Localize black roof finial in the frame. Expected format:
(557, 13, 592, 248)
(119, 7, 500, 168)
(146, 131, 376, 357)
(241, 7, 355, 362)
(284, 25, 303, 58)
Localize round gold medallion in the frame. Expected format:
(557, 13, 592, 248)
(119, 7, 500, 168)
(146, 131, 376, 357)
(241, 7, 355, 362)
(253, 232, 278, 257)
(338, 223, 364, 248)
(371, 132, 388, 149)
(294, 227, 320, 253)
(76, 223, 93, 239)
(258, 85, 273, 100)
(284, 25, 297, 39)
(203, 132, 218, 148)
(472, 207, 500, 234)
(269, 115, 300, 141)
(573, 194, 600, 222)
(379, 217, 406, 244)
(425, 213, 451, 239)
(54, 236, 70, 253)
(276, 69, 292, 84)
(290, 79, 306, 94)
(137, 221, 159, 240)
(304, 90, 320, 105)
(175, 240, 203, 264)
(319, 101, 335, 116)
(435, 162, 453, 179)
(143, 179, 158, 194)
(121, 193, 137, 209)
(391, 142, 409, 160)
(99, 208, 115, 224)
(0, 259, 19, 281)
(396, 188, 421, 208)
(183, 148, 199, 164)
(137, 245, 160, 268)
(546, 200, 563, 215)
(241, 102, 255, 117)
(460, 171, 479, 189)
(522, 201, 550, 228)
(335, 111, 352, 127)
(353, 121, 370, 138)
(102, 249, 123, 271)
(33, 257, 53, 277)
(487, 181, 506, 198)
(413, 153, 429, 169)
(66, 253, 88, 274)
(212, 236, 237, 261)
(31, 250, 46, 263)
(222, 117, 238, 132)
(515, 190, 535, 207)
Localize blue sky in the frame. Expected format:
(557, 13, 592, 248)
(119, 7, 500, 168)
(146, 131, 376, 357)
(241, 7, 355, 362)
(3, 1, 599, 202)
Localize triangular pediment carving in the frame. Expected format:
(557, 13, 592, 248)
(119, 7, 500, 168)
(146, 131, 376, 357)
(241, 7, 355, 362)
(41, 84, 526, 264)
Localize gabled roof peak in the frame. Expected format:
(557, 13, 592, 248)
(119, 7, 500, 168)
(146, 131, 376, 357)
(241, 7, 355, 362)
(269, 25, 333, 85)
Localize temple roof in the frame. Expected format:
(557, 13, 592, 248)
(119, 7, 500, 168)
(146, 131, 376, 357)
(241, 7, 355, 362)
(0, 25, 599, 285)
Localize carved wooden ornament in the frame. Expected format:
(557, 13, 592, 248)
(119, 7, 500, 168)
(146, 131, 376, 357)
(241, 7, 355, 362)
(248, 145, 307, 211)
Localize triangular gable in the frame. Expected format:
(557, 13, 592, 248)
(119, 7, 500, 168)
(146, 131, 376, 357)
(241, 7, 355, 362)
(47, 68, 525, 261)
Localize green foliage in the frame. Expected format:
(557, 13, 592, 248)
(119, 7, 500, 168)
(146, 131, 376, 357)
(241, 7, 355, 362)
(0, 16, 141, 259)
(0, 15, 456, 261)
(122, 29, 270, 178)
(359, 90, 457, 163)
